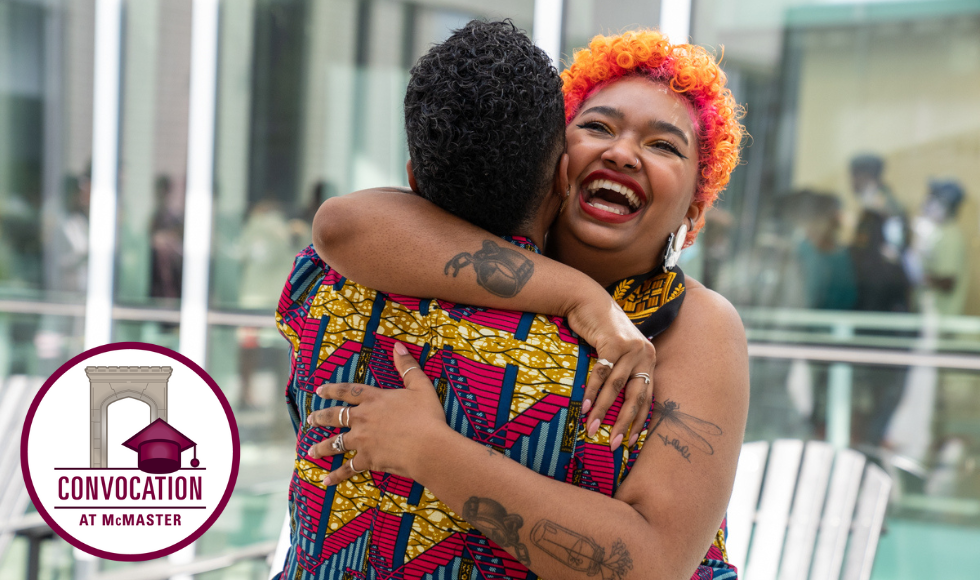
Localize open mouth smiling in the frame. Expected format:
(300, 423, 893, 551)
(580, 170, 648, 222)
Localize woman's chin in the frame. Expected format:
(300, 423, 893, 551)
(555, 214, 640, 254)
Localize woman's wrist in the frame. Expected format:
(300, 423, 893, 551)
(403, 420, 462, 483)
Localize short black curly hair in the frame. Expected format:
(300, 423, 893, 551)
(404, 20, 566, 236)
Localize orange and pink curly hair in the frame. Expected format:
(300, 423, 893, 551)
(561, 30, 745, 242)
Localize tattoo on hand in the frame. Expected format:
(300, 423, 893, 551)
(444, 240, 534, 298)
(531, 520, 633, 579)
(350, 385, 364, 397)
(463, 497, 531, 566)
(650, 399, 723, 462)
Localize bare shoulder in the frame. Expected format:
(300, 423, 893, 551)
(655, 277, 747, 362)
(649, 277, 749, 437)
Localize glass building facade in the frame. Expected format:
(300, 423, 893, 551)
(1, 0, 978, 578)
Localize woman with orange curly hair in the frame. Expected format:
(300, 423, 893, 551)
(296, 25, 747, 580)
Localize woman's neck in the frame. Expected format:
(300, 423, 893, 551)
(548, 236, 664, 288)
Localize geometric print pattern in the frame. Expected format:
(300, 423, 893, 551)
(274, 240, 736, 580)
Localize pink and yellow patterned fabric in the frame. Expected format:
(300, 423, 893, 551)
(273, 239, 735, 580)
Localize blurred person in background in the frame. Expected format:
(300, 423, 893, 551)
(790, 190, 856, 311)
(240, 197, 296, 408)
(149, 175, 184, 301)
(848, 156, 912, 448)
(57, 170, 91, 293)
(849, 154, 911, 313)
(913, 179, 969, 316)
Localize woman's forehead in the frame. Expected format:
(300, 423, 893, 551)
(578, 76, 698, 134)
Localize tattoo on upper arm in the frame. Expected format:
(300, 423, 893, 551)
(531, 520, 633, 579)
(444, 240, 534, 298)
(650, 399, 723, 462)
(462, 497, 531, 566)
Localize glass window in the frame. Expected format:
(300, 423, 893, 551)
(691, 0, 980, 575)
(0, 0, 94, 303)
(209, 0, 534, 313)
(114, 0, 193, 312)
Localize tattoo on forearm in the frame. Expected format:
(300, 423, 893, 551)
(444, 240, 534, 298)
(531, 520, 633, 579)
(650, 399, 722, 462)
(463, 497, 531, 566)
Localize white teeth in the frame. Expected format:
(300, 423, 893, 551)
(588, 201, 627, 215)
(585, 179, 641, 210)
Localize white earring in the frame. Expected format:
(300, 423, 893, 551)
(662, 220, 691, 272)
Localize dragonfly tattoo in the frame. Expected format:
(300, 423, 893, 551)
(650, 399, 723, 462)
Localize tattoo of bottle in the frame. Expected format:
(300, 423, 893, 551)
(462, 497, 531, 566)
(444, 240, 534, 297)
(530, 520, 633, 579)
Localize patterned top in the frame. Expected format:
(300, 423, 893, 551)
(274, 239, 736, 580)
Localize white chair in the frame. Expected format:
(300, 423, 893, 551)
(267, 512, 291, 579)
(0, 376, 42, 565)
(726, 440, 892, 580)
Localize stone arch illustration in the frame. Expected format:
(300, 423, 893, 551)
(86, 366, 172, 468)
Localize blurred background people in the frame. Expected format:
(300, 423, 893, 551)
(913, 180, 969, 316)
(149, 175, 184, 301)
(789, 190, 857, 311)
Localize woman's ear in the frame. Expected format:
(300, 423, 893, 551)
(554, 152, 569, 197)
(406, 160, 419, 193)
(686, 200, 707, 229)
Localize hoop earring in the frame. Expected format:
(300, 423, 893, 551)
(662, 220, 690, 272)
(558, 186, 570, 215)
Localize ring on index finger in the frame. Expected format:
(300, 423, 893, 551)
(631, 372, 651, 385)
(331, 433, 346, 453)
(596, 358, 614, 369)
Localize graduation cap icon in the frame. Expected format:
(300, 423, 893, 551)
(122, 418, 200, 474)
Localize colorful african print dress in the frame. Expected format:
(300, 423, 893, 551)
(274, 238, 736, 580)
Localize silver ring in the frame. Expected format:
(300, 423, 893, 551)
(340, 406, 350, 428)
(596, 358, 614, 369)
(331, 433, 346, 453)
(400, 366, 419, 379)
(632, 372, 651, 384)
(349, 458, 367, 474)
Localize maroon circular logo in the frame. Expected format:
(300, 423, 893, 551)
(21, 342, 239, 561)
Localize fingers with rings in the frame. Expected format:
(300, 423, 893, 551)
(305, 405, 352, 429)
(321, 455, 368, 486)
(583, 357, 616, 415)
(309, 431, 353, 459)
(331, 433, 346, 453)
(608, 374, 654, 452)
(400, 366, 419, 379)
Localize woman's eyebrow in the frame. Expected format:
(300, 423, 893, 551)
(580, 105, 623, 119)
(648, 119, 690, 146)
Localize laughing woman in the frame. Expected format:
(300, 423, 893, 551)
(306, 29, 746, 580)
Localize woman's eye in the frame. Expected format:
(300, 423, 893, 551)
(577, 121, 612, 134)
(650, 140, 687, 159)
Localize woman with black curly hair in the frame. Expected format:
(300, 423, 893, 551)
(283, 22, 748, 580)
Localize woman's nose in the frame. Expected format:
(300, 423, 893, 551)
(601, 140, 640, 170)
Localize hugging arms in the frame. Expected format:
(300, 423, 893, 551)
(304, 187, 749, 580)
